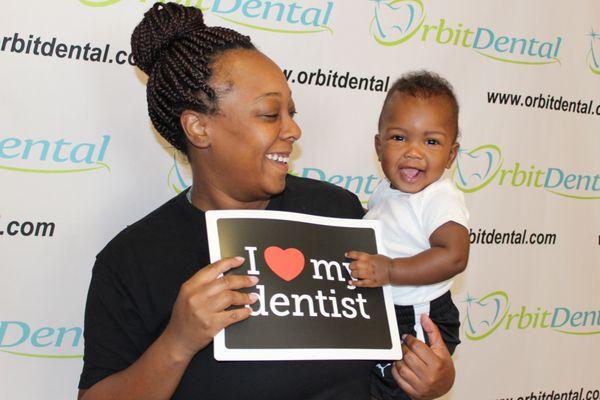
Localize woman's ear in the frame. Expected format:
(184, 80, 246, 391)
(181, 110, 211, 149)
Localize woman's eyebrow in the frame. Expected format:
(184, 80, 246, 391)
(254, 92, 282, 102)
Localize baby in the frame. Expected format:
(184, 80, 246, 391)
(346, 71, 469, 400)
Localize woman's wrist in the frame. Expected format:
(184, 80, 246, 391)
(158, 326, 202, 365)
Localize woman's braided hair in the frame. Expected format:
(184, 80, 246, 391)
(131, 2, 255, 154)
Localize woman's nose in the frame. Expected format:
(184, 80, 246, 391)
(282, 115, 302, 142)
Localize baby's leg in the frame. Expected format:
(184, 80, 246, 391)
(370, 304, 416, 400)
(417, 291, 461, 355)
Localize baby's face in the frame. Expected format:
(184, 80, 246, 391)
(375, 93, 459, 193)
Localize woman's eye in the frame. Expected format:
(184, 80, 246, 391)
(262, 113, 279, 119)
(289, 110, 297, 118)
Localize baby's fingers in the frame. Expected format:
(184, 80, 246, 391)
(345, 250, 369, 261)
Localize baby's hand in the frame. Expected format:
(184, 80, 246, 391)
(345, 251, 393, 287)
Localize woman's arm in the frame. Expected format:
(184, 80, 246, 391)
(79, 257, 258, 400)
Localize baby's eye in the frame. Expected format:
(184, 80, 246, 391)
(425, 138, 439, 145)
(391, 135, 405, 141)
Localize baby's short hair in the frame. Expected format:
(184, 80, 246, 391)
(379, 70, 459, 137)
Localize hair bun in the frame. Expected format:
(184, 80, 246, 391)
(131, 2, 206, 75)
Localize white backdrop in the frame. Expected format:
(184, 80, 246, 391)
(1, 1, 599, 399)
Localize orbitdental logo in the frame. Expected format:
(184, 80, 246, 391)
(0, 135, 111, 174)
(370, 0, 425, 46)
(453, 144, 600, 200)
(167, 158, 382, 203)
(0, 321, 83, 359)
(80, 0, 334, 34)
(587, 28, 600, 75)
(167, 154, 191, 193)
(369, 0, 562, 65)
(463, 291, 600, 340)
(290, 167, 383, 203)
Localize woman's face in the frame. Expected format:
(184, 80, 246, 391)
(193, 49, 301, 207)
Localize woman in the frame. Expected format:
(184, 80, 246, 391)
(78, 3, 455, 399)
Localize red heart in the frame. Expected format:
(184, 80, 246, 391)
(264, 246, 305, 282)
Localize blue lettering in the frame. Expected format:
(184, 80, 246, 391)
(493, 36, 510, 52)
(473, 27, 494, 50)
(212, 0, 241, 14)
(31, 327, 55, 347)
(70, 143, 95, 164)
(0, 321, 30, 347)
(301, 7, 322, 27)
(300, 167, 325, 181)
(328, 174, 343, 185)
(97, 135, 111, 161)
(242, 0, 261, 18)
(286, 2, 302, 23)
(52, 139, 71, 162)
(570, 311, 583, 327)
(22, 139, 50, 160)
(538, 42, 552, 59)
(263, 1, 285, 21)
(544, 168, 564, 189)
(0, 138, 21, 159)
(563, 173, 577, 190)
(322, 2, 333, 26)
(551, 307, 570, 328)
(55, 327, 83, 347)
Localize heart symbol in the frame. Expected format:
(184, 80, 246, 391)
(264, 246, 305, 282)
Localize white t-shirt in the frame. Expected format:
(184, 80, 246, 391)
(365, 178, 469, 305)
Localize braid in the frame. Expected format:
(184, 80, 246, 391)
(131, 2, 255, 154)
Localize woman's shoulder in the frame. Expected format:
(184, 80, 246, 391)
(97, 190, 202, 262)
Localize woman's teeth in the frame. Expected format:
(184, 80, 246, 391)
(266, 154, 289, 163)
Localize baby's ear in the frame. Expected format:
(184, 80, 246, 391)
(446, 142, 460, 168)
(374, 134, 383, 161)
(181, 110, 211, 149)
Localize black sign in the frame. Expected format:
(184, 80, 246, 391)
(207, 210, 401, 361)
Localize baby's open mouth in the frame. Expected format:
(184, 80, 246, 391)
(399, 167, 423, 182)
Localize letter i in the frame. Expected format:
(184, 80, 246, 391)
(329, 290, 342, 317)
(244, 246, 260, 275)
(453, 23, 463, 46)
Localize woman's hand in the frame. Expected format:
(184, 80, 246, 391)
(162, 256, 259, 360)
(392, 314, 456, 400)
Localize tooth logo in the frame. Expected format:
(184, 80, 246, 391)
(463, 291, 509, 341)
(586, 29, 600, 75)
(453, 145, 503, 193)
(167, 154, 191, 194)
(369, 0, 425, 46)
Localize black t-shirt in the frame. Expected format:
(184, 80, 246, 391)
(79, 175, 381, 400)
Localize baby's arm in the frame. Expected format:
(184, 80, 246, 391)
(347, 221, 469, 287)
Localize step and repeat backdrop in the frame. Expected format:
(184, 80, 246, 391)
(2, 1, 599, 399)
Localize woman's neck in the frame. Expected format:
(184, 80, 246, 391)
(189, 181, 269, 211)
